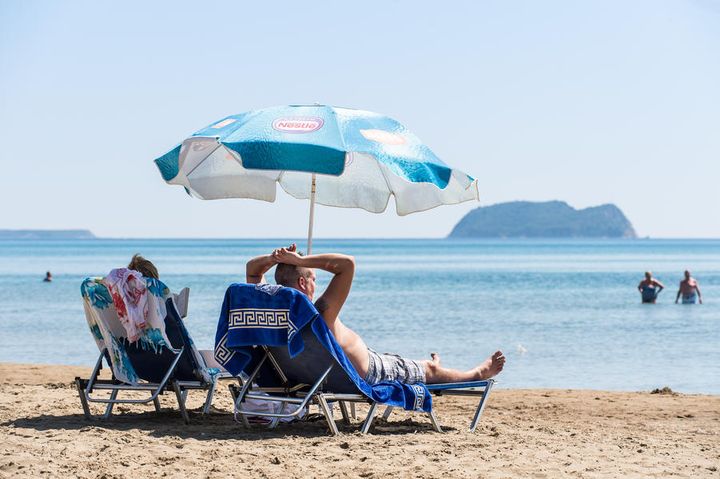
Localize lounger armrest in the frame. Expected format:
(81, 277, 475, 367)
(172, 288, 190, 318)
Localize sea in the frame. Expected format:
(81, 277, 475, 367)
(0, 239, 718, 394)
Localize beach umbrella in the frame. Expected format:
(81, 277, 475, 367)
(154, 105, 478, 253)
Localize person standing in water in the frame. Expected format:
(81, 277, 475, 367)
(638, 271, 664, 303)
(675, 270, 703, 304)
(43, 271, 53, 282)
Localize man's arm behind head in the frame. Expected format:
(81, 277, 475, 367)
(274, 248, 355, 322)
(311, 254, 355, 323)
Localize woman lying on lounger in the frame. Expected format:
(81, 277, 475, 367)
(246, 244, 506, 386)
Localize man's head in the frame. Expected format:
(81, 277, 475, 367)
(684, 270, 691, 279)
(645, 271, 652, 280)
(275, 257, 316, 300)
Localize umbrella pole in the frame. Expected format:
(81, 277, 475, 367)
(307, 174, 317, 255)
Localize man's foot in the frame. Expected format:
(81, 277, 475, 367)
(430, 352, 441, 366)
(474, 351, 505, 380)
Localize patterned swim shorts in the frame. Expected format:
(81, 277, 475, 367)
(364, 348, 426, 385)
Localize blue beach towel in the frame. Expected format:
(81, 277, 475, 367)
(214, 283, 431, 412)
(214, 283, 317, 374)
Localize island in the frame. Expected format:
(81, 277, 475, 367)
(0, 229, 96, 240)
(448, 201, 637, 238)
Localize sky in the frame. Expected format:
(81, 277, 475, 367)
(1, 0, 718, 238)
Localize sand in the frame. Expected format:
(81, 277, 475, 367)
(0, 363, 718, 478)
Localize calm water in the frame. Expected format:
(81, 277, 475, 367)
(0, 239, 718, 393)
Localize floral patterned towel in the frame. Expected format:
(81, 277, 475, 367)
(81, 276, 213, 385)
(103, 268, 149, 342)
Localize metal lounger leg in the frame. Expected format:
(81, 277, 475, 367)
(173, 381, 190, 424)
(360, 402, 379, 434)
(350, 402, 357, 419)
(83, 351, 105, 396)
(77, 351, 104, 418)
(238, 400, 251, 429)
(338, 401, 351, 425)
(228, 383, 251, 428)
(153, 396, 162, 412)
(75, 378, 92, 419)
(428, 410, 443, 433)
(202, 378, 217, 415)
(233, 356, 267, 427)
(316, 394, 339, 436)
(103, 390, 118, 418)
(469, 380, 494, 432)
(83, 347, 184, 406)
(382, 406, 394, 421)
(234, 363, 334, 428)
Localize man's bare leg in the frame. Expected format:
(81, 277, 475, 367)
(422, 351, 505, 384)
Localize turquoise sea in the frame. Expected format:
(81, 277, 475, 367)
(0, 239, 718, 393)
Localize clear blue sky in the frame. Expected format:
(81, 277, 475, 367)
(1, 0, 718, 238)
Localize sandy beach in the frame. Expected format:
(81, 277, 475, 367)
(0, 363, 717, 478)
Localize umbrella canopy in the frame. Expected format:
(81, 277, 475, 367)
(155, 105, 478, 216)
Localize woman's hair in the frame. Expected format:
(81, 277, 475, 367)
(128, 254, 159, 279)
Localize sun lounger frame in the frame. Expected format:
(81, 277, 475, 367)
(75, 347, 223, 424)
(78, 278, 232, 424)
(228, 347, 495, 436)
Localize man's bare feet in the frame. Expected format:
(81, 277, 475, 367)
(430, 352, 441, 366)
(474, 351, 505, 380)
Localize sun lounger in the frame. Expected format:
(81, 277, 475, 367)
(76, 277, 228, 424)
(216, 283, 494, 435)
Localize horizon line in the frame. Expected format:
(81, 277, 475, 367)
(4, 236, 720, 241)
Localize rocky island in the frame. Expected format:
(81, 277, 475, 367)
(449, 201, 637, 238)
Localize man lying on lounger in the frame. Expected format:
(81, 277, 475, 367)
(246, 244, 505, 385)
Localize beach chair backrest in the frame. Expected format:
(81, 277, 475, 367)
(257, 322, 364, 395)
(81, 277, 210, 384)
(218, 284, 432, 412)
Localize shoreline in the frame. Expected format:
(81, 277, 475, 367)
(1, 361, 718, 397)
(1, 363, 718, 478)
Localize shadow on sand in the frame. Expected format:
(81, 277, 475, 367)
(2, 409, 453, 440)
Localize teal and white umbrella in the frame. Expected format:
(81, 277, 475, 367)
(155, 105, 478, 252)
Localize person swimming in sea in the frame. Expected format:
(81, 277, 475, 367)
(43, 271, 53, 282)
(638, 271, 664, 303)
(675, 270, 702, 305)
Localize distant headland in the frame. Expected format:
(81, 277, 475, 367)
(449, 201, 637, 238)
(0, 229, 96, 240)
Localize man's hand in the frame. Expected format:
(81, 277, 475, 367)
(246, 243, 296, 284)
(271, 249, 355, 324)
(272, 244, 303, 265)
